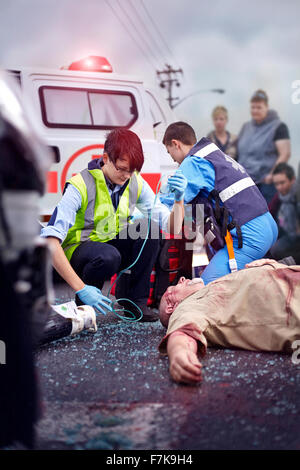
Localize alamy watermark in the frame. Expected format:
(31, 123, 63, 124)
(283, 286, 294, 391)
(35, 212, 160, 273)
(291, 340, 300, 365)
(291, 80, 300, 104)
(0, 339, 6, 365)
(94, 203, 205, 250)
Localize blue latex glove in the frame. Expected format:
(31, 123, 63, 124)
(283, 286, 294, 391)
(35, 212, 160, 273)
(76, 285, 113, 315)
(168, 169, 188, 202)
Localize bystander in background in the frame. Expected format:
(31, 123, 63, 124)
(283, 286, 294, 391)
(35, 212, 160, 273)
(237, 90, 291, 203)
(269, 162, 300, 263)
(207, 106, 237, 159)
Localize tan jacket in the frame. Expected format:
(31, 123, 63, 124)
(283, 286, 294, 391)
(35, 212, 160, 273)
(159, 260, 300, 356)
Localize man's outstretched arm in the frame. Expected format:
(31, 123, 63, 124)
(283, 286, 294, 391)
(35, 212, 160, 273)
(167, 331, 202, 384)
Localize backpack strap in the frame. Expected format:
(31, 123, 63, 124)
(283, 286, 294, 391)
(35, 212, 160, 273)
(225, 230, 238, 273)
(208, 189, 243, 249)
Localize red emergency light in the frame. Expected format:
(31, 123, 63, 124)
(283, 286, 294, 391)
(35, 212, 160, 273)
(68, 56, 113, 73)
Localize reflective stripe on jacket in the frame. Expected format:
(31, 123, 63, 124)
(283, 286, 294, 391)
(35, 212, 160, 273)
(189, 138, 269, 228)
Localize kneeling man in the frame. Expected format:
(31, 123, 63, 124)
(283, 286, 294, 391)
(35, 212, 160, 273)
(158, 259, 300, 384)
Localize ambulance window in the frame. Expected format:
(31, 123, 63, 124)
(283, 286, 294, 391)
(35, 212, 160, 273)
(89, 92, 135, 127)
(41, 88, 92, 125)
(39, 86, 137, 129)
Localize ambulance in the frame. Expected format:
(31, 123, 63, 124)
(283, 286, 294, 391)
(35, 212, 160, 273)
(9, 56, 177, 220)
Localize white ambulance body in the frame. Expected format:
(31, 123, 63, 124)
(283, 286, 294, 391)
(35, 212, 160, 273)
(11, 61, 177, 218)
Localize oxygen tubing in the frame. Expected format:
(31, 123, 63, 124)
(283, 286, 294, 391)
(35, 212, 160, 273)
(105, 176, 165, 322)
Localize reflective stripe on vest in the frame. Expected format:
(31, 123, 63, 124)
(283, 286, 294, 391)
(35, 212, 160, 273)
(80, 168, 97, 242)
(219, 177, 255, 202)
(188, 137, 269, 228)
(195, 142, 256, 202)
(194, 143, 219, 159)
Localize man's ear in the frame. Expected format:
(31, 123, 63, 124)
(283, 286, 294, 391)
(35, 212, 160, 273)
(166, 304, 174, 314)
(102, 152, 109, 164)
(171, 139, 181, 149)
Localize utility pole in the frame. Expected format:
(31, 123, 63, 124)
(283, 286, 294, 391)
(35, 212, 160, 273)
(157, 64, 183, 109)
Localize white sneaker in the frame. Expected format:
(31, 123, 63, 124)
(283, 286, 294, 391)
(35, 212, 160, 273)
(51, 301, 97, 335)
(76, 305, 97, 333)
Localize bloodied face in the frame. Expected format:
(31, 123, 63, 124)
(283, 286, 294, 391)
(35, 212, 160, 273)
(159, 277, 204, 327)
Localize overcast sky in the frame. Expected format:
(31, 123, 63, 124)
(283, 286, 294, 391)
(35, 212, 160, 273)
(1, 0, 299, 170)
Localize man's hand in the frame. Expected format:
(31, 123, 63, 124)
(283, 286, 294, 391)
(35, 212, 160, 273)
(167, 331, 202, 384)
(168, 170, 188, 202)
(76, 285, 113, 315)
(169, 349, 202, 384)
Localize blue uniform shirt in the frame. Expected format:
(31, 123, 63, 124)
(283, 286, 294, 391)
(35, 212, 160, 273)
(160, 156, 215, 208)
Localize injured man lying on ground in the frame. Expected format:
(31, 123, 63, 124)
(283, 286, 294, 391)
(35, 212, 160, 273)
(158, 258, 300, 385)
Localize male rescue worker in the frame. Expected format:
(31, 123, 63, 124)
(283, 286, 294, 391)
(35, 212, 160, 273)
(158, 258, 300, 384)
(41, 129, 187, 322)
(160, 122, 278, 284)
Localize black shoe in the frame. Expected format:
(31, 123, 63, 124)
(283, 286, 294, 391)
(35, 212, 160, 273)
(117, 300, 159, 322)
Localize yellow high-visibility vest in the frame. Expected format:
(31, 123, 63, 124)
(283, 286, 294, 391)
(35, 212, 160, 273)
(62, 168, 143, 260)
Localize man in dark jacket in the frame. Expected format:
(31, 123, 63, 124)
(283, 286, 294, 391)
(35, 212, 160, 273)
(269, 162, 300, 263)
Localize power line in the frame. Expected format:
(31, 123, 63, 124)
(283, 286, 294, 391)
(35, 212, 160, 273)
(116, 0, 163, 70)
(139, 0, 181, 70)
(104, 0, 158, 72)
(127, 0, 169, 66)
(172, 88, 226, 109)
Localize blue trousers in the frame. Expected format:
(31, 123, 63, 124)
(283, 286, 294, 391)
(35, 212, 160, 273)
(201, 212, 278, 285)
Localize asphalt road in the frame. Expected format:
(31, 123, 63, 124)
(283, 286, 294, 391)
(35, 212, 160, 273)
(34, 282, 300, 450)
